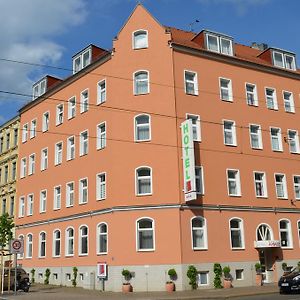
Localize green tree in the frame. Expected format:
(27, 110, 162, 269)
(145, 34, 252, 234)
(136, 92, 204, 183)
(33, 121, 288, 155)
(186, 265, 198, 289)
(0, 213, 14, 249)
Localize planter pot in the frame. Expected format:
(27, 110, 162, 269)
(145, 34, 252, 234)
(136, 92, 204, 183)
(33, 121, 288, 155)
(122, 284, 133, 292)
(165, 282, 175, 292)
(223, 279, 232, 289)
(255, 274, 263, 286)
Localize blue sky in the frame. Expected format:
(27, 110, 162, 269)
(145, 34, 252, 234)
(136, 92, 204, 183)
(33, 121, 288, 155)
(1, 0, 300, 124)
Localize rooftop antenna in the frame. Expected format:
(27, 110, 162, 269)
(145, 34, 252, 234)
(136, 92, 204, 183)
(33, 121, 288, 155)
(189, 19, 200, 32)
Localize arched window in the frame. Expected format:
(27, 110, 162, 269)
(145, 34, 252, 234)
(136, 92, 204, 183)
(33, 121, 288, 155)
(191, 217, 207, 250)
(39, 232, 46, 257)
(135, 115, 150, 141)
(65, 227, 74, 256)
(97, 223, 108, 254)
(256, 224, 273, 241)
(230, 218, 244, 249)
(26, 234, 33, 258)
(133, 30, 148, 49)
(136, 167, 152, 195)
(279, 219, 293, 248)
(53, 230, 61, 257)
(18, 235, 24, 259)
(79, 225, 88, 255)
(137, 218, 154, 251)
(134, 71, 149, 95)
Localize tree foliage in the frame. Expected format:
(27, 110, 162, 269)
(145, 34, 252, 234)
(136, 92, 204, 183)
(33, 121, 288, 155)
(0, 213, 14, 249)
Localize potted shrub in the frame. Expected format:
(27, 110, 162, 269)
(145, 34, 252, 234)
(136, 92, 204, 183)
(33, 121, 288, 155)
(165, 268, 177, 292)
(121, 269, 133, 292)
(213, 263, 222, 289)
(187, 265, 198, 290)
(255, 263, 263, 286)
(222, 266, 232, 289)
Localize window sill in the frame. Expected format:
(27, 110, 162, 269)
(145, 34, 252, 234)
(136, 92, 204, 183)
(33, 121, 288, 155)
(65, 254, 74, 257)
(136, 193, 152, 197)
(231, 247, 245, 250)
(134, 92, 150, 96)
(137, 249, 155, 252)
(134, 139, 151, 143)
(228, 194, 242, 197)
(192, 248, 208, 251)
(224, 144, 237, 147)
(256, 196, 268, 199)
(96, 100, 106, 106)
(78, 253, 88, 257)
(97, 252, 108, 255)
(185, 92, 198, 96)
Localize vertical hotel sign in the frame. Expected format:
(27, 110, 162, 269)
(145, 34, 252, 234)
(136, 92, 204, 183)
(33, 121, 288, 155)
(181, 119, 196, 201)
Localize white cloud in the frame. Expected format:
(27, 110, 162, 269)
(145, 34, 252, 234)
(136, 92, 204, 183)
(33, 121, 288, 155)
(0, 0, 87, 95)
(197, 0, 270, 16)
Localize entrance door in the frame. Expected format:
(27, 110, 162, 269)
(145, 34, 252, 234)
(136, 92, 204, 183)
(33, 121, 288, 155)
(258, 249, 274, 283)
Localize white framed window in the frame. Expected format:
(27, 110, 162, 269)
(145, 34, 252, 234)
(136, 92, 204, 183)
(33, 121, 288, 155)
(283, 91, 295, 113)
(39, 232, 46, 258)
(134, 71, 149, 95)
(30, 119, 37, 139)
(273, 51, 296, 71)
(32, 78, 46, 100)
(197, 272, 209, 286)
(54, 186, 61, 210)
(288, 129, 300, 153)
(22, 123, 28, 143)
(235, 269, 244, 280)
(186, 114, 201, 141)
(265, 88, 278, 110)
(96, 173, 106, 200)
(285, 54, 296, 70)
(80, 89, 89, 113)
(254, 172, 268, 198)
(27, 194, 34, 216)
(136, 167, 152, 196)
(73, 48, 91, 74)
(65, 227, 74, 256)
(11, 161, 16, 181)
(20, 158, 26, 178)
(229, 218, 245, 249)
(97, 122, 106, 149)
(184, 70, 198, 95)
(97, 223, 108, 255)
(275, 173, 288, 199)
(273, 51, 284, 68)
(270, 127, 283, 152)
(42, 112, 50, 132)
(245, 83, 258, 106)
(56, 104, 64, 125)
(66, 182, 74, 207)
(223, 120, 236, 146)
(79, 178, 88, 204)
(136, 218, 154, 251)
(79, 225, 88, 255)
(133, 30, 148, 49)
(279, 219, 293, 248)
(18, 196, 25, 217)
(40, 190, 47, 213)
(79, 130, 88, 156)
(18, 235, 24, 259)
(26, 234, 33, 258)
(219, 77, 233, 101)
(191, 217, 207, 250)
(293, 175, 300, 200)
(41, 148, 48, 171)
(135, 115, 150, 142)
(97, 79, 106, 104)
(67, 136, 75, 161)
(55, 142, 63, 165)
(68, 96, 76, 119)
(206, 33, 233, 56)
(195, 166, 204, 195)
(227, 169, 241, 196)
(28, 154, 35, 175)
(53, 230, 61, 257)
(249, 124, 263, 149)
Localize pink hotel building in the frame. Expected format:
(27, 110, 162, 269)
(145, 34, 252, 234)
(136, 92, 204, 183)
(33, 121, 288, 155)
(15, 4, 300, 291)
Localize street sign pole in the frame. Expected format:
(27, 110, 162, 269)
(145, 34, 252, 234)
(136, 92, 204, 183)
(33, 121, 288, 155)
(14, 253, 17, 295)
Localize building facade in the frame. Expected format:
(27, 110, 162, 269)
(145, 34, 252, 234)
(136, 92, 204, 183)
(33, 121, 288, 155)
(15, 5, 300, 291)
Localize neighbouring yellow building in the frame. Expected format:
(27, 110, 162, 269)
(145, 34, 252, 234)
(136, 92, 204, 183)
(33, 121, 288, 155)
(0, 116, 19, 218)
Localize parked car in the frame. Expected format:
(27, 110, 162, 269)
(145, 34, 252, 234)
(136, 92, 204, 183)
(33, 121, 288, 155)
(278, 267, 300, 294)
(3, 267, 30, 292)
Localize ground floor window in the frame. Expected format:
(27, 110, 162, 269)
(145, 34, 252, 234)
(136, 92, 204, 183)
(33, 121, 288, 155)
(197, 271, 209, 286)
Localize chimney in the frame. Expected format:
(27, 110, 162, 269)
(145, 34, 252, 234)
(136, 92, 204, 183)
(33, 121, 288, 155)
(251, 42, 268, 51)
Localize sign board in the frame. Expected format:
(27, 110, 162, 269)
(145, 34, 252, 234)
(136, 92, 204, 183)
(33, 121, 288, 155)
(10, 239, 24, 254)
(181, 119, 196, 201)
(254, 240, 281, 248)
(97, 262, 107, 278)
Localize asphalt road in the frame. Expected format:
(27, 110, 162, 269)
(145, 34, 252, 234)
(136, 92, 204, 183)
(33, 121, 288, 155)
(237, 294, 300, 300)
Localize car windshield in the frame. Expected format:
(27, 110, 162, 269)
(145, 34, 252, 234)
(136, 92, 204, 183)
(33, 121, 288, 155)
(289, 267, 300, 274)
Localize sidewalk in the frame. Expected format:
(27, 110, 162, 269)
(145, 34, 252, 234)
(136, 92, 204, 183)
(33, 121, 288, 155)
(0, 283, 279, 300)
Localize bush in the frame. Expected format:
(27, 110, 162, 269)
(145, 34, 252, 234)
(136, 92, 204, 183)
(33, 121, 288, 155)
(222, 266, 231, 279)
(255, 262, 262, 273)
(213, 263, 222, 289)
(44, 268, 51, 285)
(282, 262, 287, 271)
(167, 268, 177, 283)
(186, 265, 197, 290)
(30, 268, 35, 284)
(72, 267, 78, 287)
(122, 269, 131, 283)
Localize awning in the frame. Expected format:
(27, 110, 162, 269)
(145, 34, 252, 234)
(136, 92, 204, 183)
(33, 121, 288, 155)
(254, 240, 281, 248)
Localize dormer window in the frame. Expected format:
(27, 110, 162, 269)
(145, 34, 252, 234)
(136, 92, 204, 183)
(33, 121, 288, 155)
(32, 78, 47, 100)
(133, 30, 148, 49)
(73, 48, 91, 74)
(206, 32, 233, 56)
(272, 50, 296, 71)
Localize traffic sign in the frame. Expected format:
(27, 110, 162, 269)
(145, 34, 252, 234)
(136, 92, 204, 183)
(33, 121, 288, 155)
(10, 239, 24, 254)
